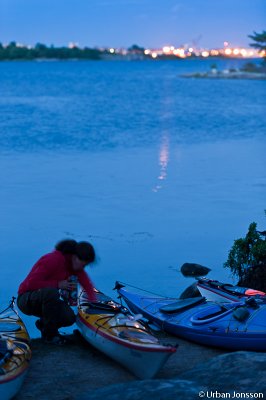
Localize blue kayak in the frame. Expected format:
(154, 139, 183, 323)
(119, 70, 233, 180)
(115, 282, 266, 351)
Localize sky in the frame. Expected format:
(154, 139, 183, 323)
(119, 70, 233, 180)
(0, 0, 265, 49)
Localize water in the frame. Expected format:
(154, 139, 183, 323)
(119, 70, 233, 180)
(1, 58, 265, 151)
(0, 58, 265, 336)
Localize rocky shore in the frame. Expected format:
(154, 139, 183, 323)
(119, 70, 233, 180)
(181, 70, 266, 80)
(15, 330, 266, 400)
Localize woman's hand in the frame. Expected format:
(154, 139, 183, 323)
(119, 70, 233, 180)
(58, 280, 76, 290)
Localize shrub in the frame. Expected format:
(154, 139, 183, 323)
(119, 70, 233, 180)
(224, 222, 266, 291)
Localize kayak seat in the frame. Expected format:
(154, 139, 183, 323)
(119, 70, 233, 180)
(159, 297, 205, 314)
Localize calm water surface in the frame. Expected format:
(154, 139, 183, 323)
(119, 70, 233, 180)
(0, 59, 265, 336)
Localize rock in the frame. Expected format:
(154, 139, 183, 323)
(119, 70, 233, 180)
(180, 263, 211, 277)
(19, 333, 266, 400)
(181, 71, 266, 80)
(179, 351, 266, 392)
(179, 282, 201, 299)
(79, 379, 202, 400)
(79, 351, 266, 399)
(17, 334, 224, 400)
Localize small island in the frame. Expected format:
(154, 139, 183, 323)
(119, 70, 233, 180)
(181, 63, 266, 80)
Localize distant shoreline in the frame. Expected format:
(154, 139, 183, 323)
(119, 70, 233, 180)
(181, 69, 266, 80)
(0, 53, 263, 63)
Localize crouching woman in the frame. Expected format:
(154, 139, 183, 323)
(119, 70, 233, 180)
(17, 239, 97, 345)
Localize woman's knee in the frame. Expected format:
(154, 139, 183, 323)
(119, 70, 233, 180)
(60, 307, 76, 327)
(17, 293, 31, 315)
(39, 287, 60, 302)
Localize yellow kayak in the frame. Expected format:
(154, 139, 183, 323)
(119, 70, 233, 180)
(77, 289, 177, 379)
(0, 299, 31, 400)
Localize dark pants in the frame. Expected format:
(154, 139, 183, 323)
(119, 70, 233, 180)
(17, 288, 76, 339)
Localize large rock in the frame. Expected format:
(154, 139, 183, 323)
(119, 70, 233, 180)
(79, 379, 202, 400)
(181, 263, 211, 277)
(79, 352, 266, 400)
(179, 351, 266, 392)
(179, 282, 201, 299)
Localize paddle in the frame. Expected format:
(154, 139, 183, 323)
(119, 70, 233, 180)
(180, 263, 211, 277)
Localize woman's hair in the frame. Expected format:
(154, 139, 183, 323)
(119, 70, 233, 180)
(55, 239, 77, 254)
(55, 239, 96, 263)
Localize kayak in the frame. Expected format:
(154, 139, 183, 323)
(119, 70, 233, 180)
(76, 289, 177, 379)
(197, 278, 266, 303)
(0, 299, 31, 400)
(115, 282, 266, 351)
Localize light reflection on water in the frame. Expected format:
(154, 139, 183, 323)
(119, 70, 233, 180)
(153, 133, 170, 192)
(0, 59, 265, 152)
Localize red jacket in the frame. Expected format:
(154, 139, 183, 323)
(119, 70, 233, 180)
(18, 250, 97, 301)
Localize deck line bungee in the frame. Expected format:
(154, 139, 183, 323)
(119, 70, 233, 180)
(0, 297, 16, 314)
(78, 313, 174, 352)
(114, 281, 171, 299)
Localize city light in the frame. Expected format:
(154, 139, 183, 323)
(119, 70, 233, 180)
(163, 46, 171, 54)
(2, 41, 263, 60)
(138, 44, 262, 59)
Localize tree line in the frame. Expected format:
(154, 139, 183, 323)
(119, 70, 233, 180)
(0, 42, 102, 60)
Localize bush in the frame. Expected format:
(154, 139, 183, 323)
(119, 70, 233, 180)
(241, 62, 258, 72)
(224, 222, 266, 291)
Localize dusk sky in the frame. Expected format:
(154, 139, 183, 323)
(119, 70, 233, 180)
(0, 0, 265, 49)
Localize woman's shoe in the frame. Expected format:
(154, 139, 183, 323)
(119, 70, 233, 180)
(44, 334, 71, 346)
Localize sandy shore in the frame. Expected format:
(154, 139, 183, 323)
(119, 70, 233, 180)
(15, 330, 226, 400)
